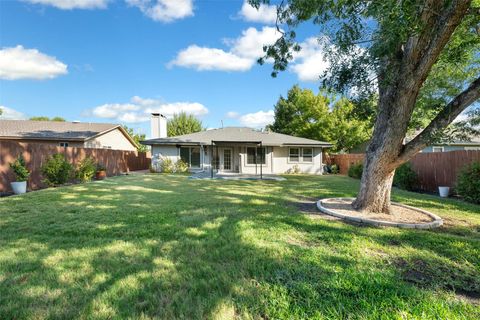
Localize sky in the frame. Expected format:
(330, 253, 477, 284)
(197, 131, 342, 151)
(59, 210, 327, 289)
(0, 0, 329, 137)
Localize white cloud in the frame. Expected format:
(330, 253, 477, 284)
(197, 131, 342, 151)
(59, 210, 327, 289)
(238, 1, 277, 24)
(239, 110, 274, 128)
(0, 45, 68, 80)
(0, 106, 27, 120)
(23, 0, 110, 10)
(170, 26, 281, 72)
(226, 111, 239, 119)
(87, 96, 208, 123)
(169, 45, 254, 71)
(290, 37, 330, 82)
(228, 26, 280, 60)
(126, 0, 193, 22)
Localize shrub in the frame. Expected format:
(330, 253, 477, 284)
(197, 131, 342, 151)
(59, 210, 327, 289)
(348, 163, 363, 179)
(456, 162, 480, 204)
(41, 153, 74, 186)
(393, 162, 418, 191)
(175, 159, 189, 173)
(76, 157, 97, 183)
(9, 155, 30, 182)
(160, 158, 175, 173)
(286, 164, 301, 174)
(330, 164, 339, 174)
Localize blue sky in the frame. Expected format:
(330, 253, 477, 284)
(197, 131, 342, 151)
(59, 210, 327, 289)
(0, 0, 327, 137)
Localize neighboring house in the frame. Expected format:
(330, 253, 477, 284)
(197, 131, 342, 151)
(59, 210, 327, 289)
(0, 120, 138, 151)
(142, 114, 332, 175)
(420, 137, 480, 152)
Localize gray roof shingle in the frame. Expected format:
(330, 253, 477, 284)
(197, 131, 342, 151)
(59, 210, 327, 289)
(0, 120, 120, 141)
(142, 127, 332, 147)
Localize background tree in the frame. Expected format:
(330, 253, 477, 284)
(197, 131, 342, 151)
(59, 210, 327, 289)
(29, 116, 65, 121)
(268, 85, 371, 152)
(167, 112, 204, 137)
(123, 126, 149, 152)
(253, 0, 480, 213)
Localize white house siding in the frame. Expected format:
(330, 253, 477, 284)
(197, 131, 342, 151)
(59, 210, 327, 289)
(85, 128, 137, 151)
(151, 145, 324, 174)
(271, 146, 323, 174)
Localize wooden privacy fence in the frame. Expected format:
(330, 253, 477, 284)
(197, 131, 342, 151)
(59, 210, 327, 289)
(0, 141, 151, 192)
(329, 150, 480, 193)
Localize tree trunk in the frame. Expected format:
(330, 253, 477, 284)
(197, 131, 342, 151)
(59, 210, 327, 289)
(352, 152, 396, 213)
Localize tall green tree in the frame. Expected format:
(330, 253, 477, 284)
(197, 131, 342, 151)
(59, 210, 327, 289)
(29, 116, 66, 121)
(167, 112, 204, 137)
(268, 86, 371, 152)
(122, 126, 148, 152)
(252, 0, 480, 213)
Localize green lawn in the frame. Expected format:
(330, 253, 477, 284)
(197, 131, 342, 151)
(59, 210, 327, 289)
(1, 174, 479, 319)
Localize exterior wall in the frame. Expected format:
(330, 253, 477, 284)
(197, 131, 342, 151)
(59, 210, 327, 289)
(151, 145, 324, 175)
(85, 128, 137, 151)
(422, 145, 480, 152)
(271, 146, 323, 174)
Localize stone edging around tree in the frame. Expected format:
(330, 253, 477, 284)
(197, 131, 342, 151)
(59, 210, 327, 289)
(316, 198, 443, 229)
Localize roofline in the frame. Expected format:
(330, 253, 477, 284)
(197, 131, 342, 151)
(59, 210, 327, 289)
(0, 136, 85, 142)
(141, 140, 332, 147)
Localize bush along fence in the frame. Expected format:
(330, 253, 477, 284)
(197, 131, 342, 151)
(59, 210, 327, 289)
(0, 141, 151, 193)
(329, 150, 480, 194)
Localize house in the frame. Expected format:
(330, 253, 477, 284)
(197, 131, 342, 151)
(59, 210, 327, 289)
(420, 137, 480, 152)
(141, 114, 332, 175)
(0, 120, 138, 151)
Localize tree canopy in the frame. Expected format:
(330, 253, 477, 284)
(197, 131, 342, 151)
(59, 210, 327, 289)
(29, 116, 66, 122)
(268, 85, 371, 152)
(167, 112, 204, 137)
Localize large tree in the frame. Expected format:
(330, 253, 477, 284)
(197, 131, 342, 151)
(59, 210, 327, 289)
(167, 112, 204, 137)
(252, 0, 480, 213)
(29, 116, 66, 121)
(268, 85, 371, 152)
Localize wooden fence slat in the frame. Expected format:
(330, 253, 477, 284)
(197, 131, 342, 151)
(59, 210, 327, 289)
(0, 141, 151, 192)
(330, 150, 480, 193)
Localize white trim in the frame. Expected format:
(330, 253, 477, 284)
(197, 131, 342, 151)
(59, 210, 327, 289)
(432, 146, 444, 152)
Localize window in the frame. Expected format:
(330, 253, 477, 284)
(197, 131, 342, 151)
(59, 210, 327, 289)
(59, 142, 69, 147)
(246, 147, 266, 165)
(289, 148, 299, 162)
(432, 146, 444, 152)
(180, 147, 201, 168)
(302, 148, 313, 162)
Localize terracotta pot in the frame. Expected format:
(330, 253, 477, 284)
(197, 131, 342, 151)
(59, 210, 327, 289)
(96, 170, 107, 180)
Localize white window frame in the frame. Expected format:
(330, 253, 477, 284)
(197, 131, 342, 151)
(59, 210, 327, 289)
(59, 142, 69, 147)
(246, 147, 266, 165)
(180, 146, 201, 168)
(432, 146, 444, 152)
(302, 148, 313, 162)
(289, 147, 300, 162)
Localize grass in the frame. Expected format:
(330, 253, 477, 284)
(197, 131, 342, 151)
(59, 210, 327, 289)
(0, 174, 479, 319)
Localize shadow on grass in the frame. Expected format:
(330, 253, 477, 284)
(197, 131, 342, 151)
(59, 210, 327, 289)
(0, 174, 479, 318)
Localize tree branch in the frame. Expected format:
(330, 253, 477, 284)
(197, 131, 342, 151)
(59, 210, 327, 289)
(395, 76, 480, 165)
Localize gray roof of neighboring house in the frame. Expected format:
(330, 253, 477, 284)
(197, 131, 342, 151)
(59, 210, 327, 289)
(0, 119, 129, 142)
(142, 127, 332, 147)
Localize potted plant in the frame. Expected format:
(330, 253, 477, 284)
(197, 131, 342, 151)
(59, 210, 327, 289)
(96, 163, 107, 180)
(9, 155, 30, 194)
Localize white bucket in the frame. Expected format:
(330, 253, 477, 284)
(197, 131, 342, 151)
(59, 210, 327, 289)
(11, 181, 27, 195)
(438, 186, 450, 198)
